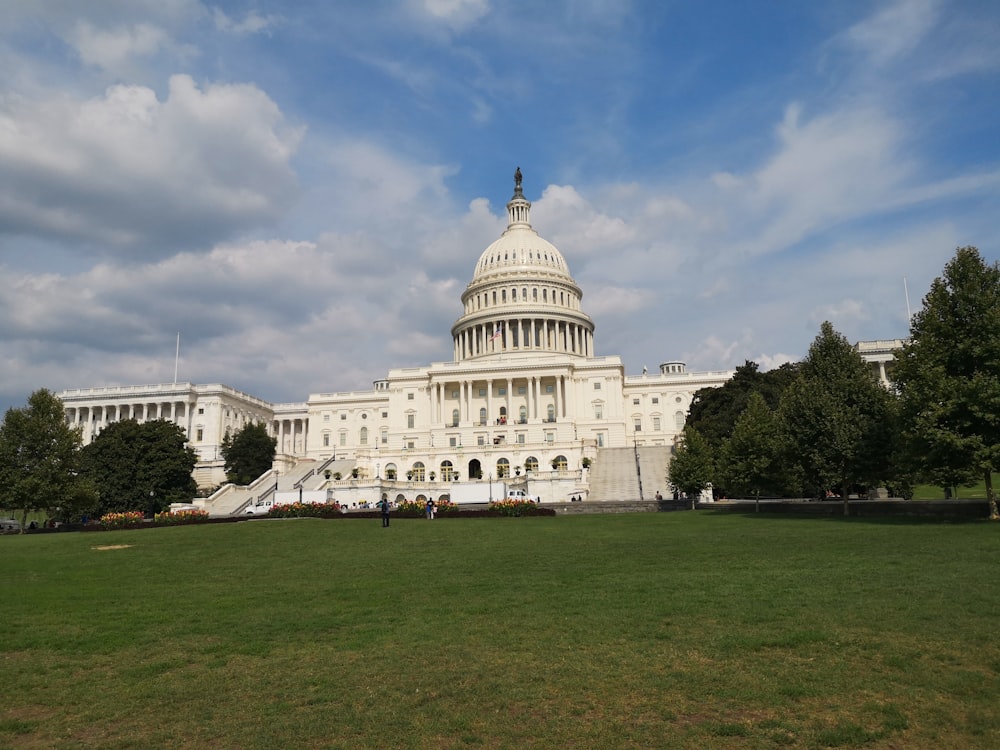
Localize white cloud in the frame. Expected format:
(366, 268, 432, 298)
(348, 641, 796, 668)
(421, 0, 490, 30)
(212, 8, 281, 36)
(842, 0, 938, 67)
(0, 74, 303, 258)
(71, 21, 170, 71)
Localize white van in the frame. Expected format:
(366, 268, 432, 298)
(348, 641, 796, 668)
(1, 518, 22, 532)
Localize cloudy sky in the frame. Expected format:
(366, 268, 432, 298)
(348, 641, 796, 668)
(2, 0, 998, 412)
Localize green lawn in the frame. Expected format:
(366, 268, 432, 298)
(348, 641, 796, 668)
(912, 473, 1000, 500)
(2, 513, 998, 749)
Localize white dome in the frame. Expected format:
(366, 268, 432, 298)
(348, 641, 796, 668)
(472, 227, 571, 282)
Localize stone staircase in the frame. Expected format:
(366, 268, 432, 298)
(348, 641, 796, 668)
(587, 446, 672, 502)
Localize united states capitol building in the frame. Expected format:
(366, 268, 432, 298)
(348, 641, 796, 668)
(56, 172, 900, 511)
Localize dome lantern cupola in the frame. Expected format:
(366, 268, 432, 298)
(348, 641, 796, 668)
(451, 169, 595, 362)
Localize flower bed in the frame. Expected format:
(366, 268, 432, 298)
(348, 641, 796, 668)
(266, 502, 344, 519)
(488, 498, 549, 517)
(153, 509, 210, 526)
(99, 511, 145, 530)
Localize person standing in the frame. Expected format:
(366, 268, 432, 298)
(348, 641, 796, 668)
(380, 497, 390, 527)
(426, 498, 435, 520)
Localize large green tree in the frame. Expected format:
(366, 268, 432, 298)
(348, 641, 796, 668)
(778, 322, 895, 514)
(668, 427, 716, 508)
(81, 419, 197, 515)
(687, 360, 801, 448)
(221, 422, 276, 485)
(893, 246, 1000, 519)
(0, 389, 96, 525)
(718, 392, 786, 509)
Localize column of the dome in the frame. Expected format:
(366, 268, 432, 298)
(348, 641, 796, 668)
(555, 375, 562, 419)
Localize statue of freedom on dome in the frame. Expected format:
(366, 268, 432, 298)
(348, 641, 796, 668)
(514, 166, 522, 189)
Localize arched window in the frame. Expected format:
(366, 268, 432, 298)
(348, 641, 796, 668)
(452, 409, 459, 427)
(519, 405, 527, 424)
(512, 288, 517, 300)
(497, 458, 510, 478)
(360, 426, 368, 445)
(411, 462, 425, 481)
(525, 456, 539, 473)
(440, 460, 454, 481)
(675, 411, 685, 430)
(543, 289, 548, 302)
(502, 289, 507, 302)
(552, 455, 568, 471)
(479, 407, 487, 425)
(385, 463, 397, 480)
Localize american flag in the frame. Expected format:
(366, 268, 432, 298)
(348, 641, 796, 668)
(490, 324, 502, 341)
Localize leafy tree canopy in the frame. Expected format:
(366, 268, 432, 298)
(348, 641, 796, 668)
(668, 427, 715, 504)
(893, 246, 1000, 517)
(718, 391, 788, 500)
(778, 322, 895, 511)
(687, 360, 801, 448)
(81, 419, 197, 515)
(221, 422, 276, 485)
(0, 389, 96, 524)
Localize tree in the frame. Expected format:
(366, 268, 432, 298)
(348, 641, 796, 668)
(81, 419, 197, 515)
(687, 360, 801, 448)
(718, 392, 785, 510)
(778, 322, 895, 515)
(893, 247, 1000, 519)
(0, 389, 96, 525)
(220, 422, 276, 485)
(668, 427, 715, 508)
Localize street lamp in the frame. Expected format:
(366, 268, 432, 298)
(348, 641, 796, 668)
(489, 473, 493, 503)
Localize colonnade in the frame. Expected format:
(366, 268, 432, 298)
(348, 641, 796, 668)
(272, 418, 308, 455)
(454, 318, 591, 360)
(65, 401, 194, 444)
(427, 374, 569, 426)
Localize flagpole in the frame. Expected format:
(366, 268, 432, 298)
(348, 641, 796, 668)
(903, 277, 912, 332)
(174, 333, 180, 384)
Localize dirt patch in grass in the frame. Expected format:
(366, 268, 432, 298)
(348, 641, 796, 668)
(92, 544, 133, 551)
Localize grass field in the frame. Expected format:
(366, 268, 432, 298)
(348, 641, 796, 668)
(2, 513, 998, 749)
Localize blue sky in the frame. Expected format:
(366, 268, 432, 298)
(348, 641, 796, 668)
(1, 0, 998, 412)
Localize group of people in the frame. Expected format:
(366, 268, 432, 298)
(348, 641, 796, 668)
(377, 497, 436, 527)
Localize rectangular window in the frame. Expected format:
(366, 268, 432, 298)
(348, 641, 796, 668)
(517, 433, 525, 445)
(198, 408, 205, 415)
(449, 437, 457, 447)
(652, 397, 659, 405)
(478, 388, 486, 397)
(340, 413, 347, 420)
(477, 435, 485, 446)
(407, 441, 415, 449)
(594, 382, 601, 390)
(407, 414, 415, 429)
(408, 393, 415, 400)
(653, 417, 661, 431)
(498, 387, 506, 396)
(382, 411, 388, 418)
(546, 385, 553, 393)
(634, 419, 642, 432)
(545, 432, 554, 444)
(196, 428, 203, 441)
(452, 390, 459, 399)
(323, 413, 330, 422)
(381, 429, 388, 444)
(594, 405, 603, 419)
(518, 386, 526, 395)
(323, 433, 330, 446)
(633, 398, 640, 405)
(339, 433, 346, 446)
(597, 432, 605, 447)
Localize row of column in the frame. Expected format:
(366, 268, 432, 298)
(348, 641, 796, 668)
(428, 374, 568, 426)
(454, 318, 591, 360)
(273, 418, 308, 455)
(66, 402, 194, 444)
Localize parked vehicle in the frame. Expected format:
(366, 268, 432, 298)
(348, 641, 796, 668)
(506, 489, 541, 503)
(446, 481, 508, 504)
(1, 518, 22, 532)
